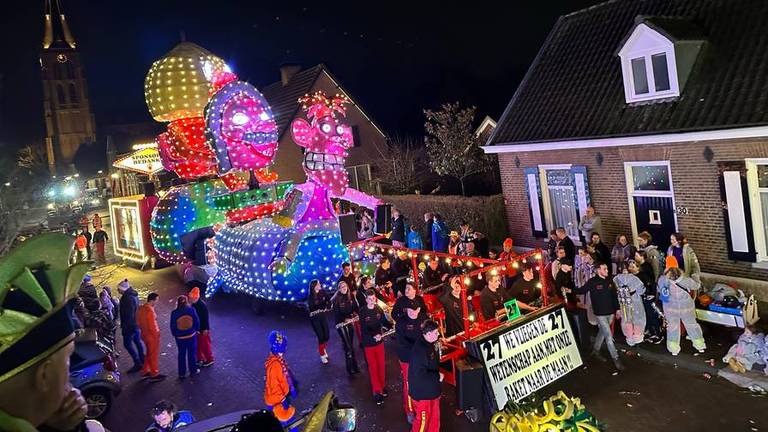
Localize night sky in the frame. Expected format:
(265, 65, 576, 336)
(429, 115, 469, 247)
(0, 0, 603, 151)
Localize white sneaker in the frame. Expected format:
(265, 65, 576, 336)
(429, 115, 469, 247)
(320, 354, 328, 364)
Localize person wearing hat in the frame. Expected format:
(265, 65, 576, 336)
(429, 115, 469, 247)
(137, 293, 166, 382)
(117, 278, 145, 373)
(0, 233, 101, 431)
(447, 231, 460, 255)
(264, 331, 297, 426)
(188, 287, 214, 368)
(657, 257, 706, 356)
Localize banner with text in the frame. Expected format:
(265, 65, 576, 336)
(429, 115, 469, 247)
(476, 306, 582, 410)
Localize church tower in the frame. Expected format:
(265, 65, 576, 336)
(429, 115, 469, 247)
(40, 0, 96, 175)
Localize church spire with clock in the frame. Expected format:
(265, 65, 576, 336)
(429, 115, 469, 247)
(41, 0, 96, 175)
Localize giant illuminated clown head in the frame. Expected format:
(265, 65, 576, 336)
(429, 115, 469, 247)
(291, 92, 354, 196)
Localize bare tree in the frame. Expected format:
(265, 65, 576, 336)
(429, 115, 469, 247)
(424, 102, 494, 196)
(372, 136, 424, 194)
(17, 145, 50, 179)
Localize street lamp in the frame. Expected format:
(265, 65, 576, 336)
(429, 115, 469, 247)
(97, 170, 104, 174)
(4, 182, 10, 187)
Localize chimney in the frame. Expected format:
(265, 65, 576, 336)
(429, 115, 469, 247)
(280, 64, 302, 86)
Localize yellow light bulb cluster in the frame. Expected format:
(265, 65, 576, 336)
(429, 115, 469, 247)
(144, 42, 227, 122)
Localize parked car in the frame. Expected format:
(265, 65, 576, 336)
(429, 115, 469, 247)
(178, 391, 356, 432)
(69, 333, 121, 419)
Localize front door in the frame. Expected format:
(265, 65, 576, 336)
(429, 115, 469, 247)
(632, 195, 676, 251)
(625, 162, 678, 251)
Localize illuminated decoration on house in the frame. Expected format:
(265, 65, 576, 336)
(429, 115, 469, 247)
(206, 91, 383, 302)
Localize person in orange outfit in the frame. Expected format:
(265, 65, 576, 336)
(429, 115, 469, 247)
(264, 331, 297, 428)
(136, 292, 166, 381)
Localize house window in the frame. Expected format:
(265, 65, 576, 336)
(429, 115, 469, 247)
(535, 165, 591, 244)
(745, 160, 768, 262)
(618, 23, 681, 103)
(631, 58, 649, 94)
(351, 126, 361, 148)
(627, 52, 674, 99)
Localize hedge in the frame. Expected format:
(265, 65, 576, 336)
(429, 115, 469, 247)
(379, 194, 510, 246)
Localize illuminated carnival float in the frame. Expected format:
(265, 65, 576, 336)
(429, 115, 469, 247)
(144, 42, 381, 302)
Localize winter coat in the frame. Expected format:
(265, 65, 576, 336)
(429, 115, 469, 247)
(391, 216, 406, 242)
(145, 411, 195, 432)
(423, 219, 434, 250)
(666, 244, 701, 283)
(192, 300, 211, 331)
(431, 220, 449, 253)
(407, 230, 424, 250)
(118, 288, 140, 333)
(573, 275, 618, 316)
(170, 306, 200, 339)
(611, 243, 637, 274)
(578, 215, 603, 241)
(408, 337, 441, 401)
(641, 244, 662, 280)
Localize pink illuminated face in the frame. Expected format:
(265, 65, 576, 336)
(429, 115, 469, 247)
(291, 114, 353, 195)
(219, 94, 278, 168)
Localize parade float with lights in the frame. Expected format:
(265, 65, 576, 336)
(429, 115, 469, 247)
(142, 42, 381, 302)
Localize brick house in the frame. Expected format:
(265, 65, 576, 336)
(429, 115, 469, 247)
(484, 0, 768, 291)
(261, 64, 386, 194)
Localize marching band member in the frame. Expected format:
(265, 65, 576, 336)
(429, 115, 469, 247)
(375, 257, 397, 302)
(408, 320, 443, 432)
(423, 257, 449, 294)
(360, 289, 392, 405)
(439, 276, 465, 337)
(395, 305, 425, 423)
(331, 281, 360, 376)
(307, 280, 331, 364)
(479, 274, 506, 321)
(392, 283, 428, 322)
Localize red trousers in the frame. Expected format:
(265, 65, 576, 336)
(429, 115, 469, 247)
(141, 333, 160, 376)
(196, 331, 214, 363)
(399, 361, 413, 415)
(363, 344, 386, 395)
(94, 242, 105, 263)
(411, 397, 440, 432)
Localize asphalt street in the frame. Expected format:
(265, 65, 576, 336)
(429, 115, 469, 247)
(92, 264, 765, 432)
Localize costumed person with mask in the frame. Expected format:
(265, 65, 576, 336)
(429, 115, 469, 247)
(658, 257, 706, 356)
(613, 263, 647, 347)
(723, 325, 766, 373)
(264, 331, 298, 428)
(0, 233, 105, 432)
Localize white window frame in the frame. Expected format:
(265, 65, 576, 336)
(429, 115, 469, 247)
(624, 161, 678, 247)
(618, 24, 680, 103)
(746, 158, 768, 262)
(538, 164, 582, 245)
(346, 163, 372, 191)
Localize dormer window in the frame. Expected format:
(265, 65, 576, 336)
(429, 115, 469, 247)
(617, 17, 705, 104)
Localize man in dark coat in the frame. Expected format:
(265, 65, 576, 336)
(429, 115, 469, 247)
(422, 213, 434, 251)
(391, 208, 406, 247)
(118, 278, 145, 373)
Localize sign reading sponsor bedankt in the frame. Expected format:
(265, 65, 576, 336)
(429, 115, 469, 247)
(470, 305, 582, 410)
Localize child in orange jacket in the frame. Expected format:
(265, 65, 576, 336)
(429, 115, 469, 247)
(264, 331, 297, 426)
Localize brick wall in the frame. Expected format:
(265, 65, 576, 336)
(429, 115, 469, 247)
(498, 138, 768, 281)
